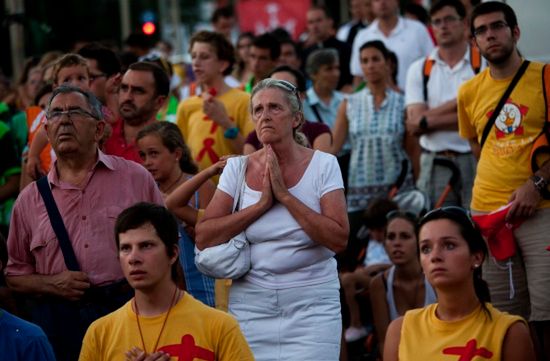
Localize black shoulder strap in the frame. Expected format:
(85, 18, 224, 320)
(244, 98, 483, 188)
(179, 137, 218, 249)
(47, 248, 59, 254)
(480, 60, 530, 149)
(306, 96, 325, 123)
(36, 176, 80, 271)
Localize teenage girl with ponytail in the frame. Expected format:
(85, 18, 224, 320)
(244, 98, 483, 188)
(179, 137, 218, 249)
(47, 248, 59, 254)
(384, 207, 535, 361)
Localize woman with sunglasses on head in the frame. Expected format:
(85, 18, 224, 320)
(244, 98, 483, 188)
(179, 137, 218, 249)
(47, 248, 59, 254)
(369, 210, 436, 353)
(384, 207, 535, 361)
(196, 78, 349, 360)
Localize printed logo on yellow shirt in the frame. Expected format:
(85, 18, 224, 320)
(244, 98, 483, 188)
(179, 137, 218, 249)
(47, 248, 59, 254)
(489, 99, 529, 140)
(442, 339, 493, 360)
(158, 334, 215, 360)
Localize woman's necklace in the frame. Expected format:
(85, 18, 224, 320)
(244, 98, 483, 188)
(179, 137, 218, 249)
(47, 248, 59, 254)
(161, 172, 184, 194)
(134, 286, 179, 354)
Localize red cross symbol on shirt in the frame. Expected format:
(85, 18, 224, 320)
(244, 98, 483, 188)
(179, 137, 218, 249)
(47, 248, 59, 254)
(196, 138, 219, 164)
(158, 334, 215, 361)
(442, 339, 493, 361)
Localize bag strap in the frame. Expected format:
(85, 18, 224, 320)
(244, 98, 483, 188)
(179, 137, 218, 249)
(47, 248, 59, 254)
(306, 96, 325, 124)
(470, 45, 482, 75)
(480, 60, 530, 149)
(36, 176, 80, 271)
(232, 156, 248, 212)
(422, 57, 435, 103)
(423, 46, 482, 102)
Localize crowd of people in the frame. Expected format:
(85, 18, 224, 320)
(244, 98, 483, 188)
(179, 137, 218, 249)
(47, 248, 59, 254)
(0, 0, 548, 360)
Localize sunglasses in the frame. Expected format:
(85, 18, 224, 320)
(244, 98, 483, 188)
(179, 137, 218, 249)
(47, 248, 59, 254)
(419, 206, 476, 229)
(386, 210, 418, 223)
(271, 79, 302, 111)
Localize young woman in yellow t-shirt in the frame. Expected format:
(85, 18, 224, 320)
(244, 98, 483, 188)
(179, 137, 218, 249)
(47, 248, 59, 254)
(384, 207, 535, 361)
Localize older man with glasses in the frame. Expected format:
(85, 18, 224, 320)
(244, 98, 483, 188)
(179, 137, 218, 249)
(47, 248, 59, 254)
(457, 2, 550, 358)
(5, 85, 164, 361)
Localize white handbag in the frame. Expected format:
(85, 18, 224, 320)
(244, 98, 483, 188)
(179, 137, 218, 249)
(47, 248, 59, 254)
(194, 156, 251, 279)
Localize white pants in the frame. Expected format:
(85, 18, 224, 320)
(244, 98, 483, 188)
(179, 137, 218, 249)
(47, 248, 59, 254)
(229, 278, 342, 361)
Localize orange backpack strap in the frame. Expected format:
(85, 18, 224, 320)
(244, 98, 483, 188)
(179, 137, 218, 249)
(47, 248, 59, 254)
(470, 45, 482, 74)
(422, 57, 435, 102)
(530, 64, 550, 174)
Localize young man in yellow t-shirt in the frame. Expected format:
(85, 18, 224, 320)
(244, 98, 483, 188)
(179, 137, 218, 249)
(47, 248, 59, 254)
(79, 203, 253, 361)
(457, 2, 550, 357)
(176, 31, 254, 179)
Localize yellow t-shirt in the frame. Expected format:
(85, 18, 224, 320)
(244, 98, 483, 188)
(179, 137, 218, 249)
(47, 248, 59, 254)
(79, 292, 254, 361)
(399, 303, 525, 361)
(458, 62, 550, 211)
(176, 88, 254, 179)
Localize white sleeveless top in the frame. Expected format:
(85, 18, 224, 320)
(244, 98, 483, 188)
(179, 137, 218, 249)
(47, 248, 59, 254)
(386, 265, 437, 320)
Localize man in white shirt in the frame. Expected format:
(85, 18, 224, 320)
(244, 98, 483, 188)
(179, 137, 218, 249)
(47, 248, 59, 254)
(337, 0, 375, 47)
(350, 0, 434, 89)
(405, 0, 480, 208)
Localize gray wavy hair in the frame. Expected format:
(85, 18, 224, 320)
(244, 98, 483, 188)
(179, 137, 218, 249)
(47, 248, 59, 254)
(250, 78, 309, 147)
(47, 84, 103, 120)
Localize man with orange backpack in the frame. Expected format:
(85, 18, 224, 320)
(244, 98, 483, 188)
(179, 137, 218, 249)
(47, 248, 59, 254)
(405, 0, 481, 209)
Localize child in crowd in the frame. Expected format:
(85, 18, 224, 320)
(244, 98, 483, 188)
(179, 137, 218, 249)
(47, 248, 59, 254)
(341, 198, 397, 342)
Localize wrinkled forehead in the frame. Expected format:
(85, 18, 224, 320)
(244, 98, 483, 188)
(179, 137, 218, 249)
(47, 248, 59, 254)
(251, 87, 289, 106)
(49, 91, 89, 110)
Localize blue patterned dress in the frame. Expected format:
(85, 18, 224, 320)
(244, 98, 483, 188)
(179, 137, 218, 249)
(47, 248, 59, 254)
(346, 87, 413, 212)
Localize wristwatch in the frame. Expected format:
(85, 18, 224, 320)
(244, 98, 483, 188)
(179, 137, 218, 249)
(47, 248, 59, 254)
(223, 127, 239, 139)
(419, 116, 428, 131)
(530, 175, 548, 195)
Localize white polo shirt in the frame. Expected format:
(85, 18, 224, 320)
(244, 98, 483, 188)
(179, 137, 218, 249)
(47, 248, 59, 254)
(405, 47, 483, 153)
(350, 17, 434, 89)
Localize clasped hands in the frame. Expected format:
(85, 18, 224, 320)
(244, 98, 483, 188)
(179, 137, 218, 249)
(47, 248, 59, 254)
(258, 145, 291, 211)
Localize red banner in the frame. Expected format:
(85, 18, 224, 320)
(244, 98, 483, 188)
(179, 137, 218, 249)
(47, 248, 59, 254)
(237, 0, 311, 40)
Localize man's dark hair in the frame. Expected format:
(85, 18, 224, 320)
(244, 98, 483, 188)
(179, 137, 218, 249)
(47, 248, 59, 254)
(78, 43, 122, 77)
(405, 3, 430, 25)
(470, 1, 518, 35)
(124, 33, 153, 52)
(189, 30, 235, 76)
(115, 203, 180, 282)
(270, 27, 292, 42)
(252, 33, 281, 61)
(128, 61, 170, 97)
(309, 5, 333, 20)
(211, 5, 234, 24)
(280, 38, 301, 58)
(268, 65, 307, 92)
(430, 0, 466, 19)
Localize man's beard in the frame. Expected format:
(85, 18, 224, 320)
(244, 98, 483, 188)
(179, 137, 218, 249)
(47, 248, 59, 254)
(482, 42, 516, 65)
(120, 103, 151, 126)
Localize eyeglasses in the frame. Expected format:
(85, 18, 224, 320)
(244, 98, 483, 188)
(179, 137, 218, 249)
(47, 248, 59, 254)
(419, 206, 476, 229)
(46, 108, 99, 122)
(431, 15, 462, 28)
(473, 21, 509, 37)
(272, 79, 302, 111)
(89, 73, 107, 83)
(386, 210, 418, 223)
